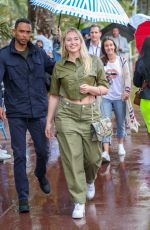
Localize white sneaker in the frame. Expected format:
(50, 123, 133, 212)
(102, 151, 110, 162)
(72, 203, 85, 219)
(0, 149, 7, 154)
(119, 155, 125, 162)
(86, 182, 95, 200)
(118, 144, 126, 156)
(0, 150, 11, 160)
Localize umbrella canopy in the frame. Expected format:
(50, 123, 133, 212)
(135, 21, 150, 53)
(31, 0, 129, 25)
(129, 13, 150, 29)
(101, 23, 135, 42)
(81, 27, 90, 36)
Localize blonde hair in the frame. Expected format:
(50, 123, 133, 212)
(61, 27, 92, 74)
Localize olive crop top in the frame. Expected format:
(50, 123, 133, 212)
(50, 55, 108, 100)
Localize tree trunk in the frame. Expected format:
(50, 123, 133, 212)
(35, 7, 54, 37)
(27, 0, 36, 32)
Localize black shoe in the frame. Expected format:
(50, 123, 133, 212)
(38, 176, 50, 194)
(102, 158, 110, 165)
(19, 199, 30, 213)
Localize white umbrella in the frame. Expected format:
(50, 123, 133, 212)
(129, 13, 150, 29)
(31, 0, 129, 25)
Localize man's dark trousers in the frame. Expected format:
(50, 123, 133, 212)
(8, 117, 49, 200)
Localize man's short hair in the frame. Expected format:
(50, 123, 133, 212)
(15, 18, 31, 29)
(90, 24, 101, 32)
(112, 27, 120, 31)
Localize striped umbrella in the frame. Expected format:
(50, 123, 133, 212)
(31, 0, 129, 25)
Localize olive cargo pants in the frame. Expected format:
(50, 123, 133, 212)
(55, 98, 102, 203)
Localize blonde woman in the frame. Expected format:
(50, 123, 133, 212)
(45, 28, 108, 219)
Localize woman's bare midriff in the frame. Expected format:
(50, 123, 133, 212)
(64, 95, 96, 104)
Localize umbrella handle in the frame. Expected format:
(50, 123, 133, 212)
(77, 18, 81, 29)
(58, 13, 62, 28)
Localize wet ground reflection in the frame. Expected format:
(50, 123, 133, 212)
(0, 123, 150, 230)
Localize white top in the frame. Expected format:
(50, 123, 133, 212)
(88, 41, 101, 57)
(103, 56, 123, 100)
(34, 34, 53, 54)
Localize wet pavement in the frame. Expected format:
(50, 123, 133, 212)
(0, 112, 150, 230)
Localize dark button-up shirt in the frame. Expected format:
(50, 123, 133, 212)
(50, 55, 108, 100)
(0, 39, 54, 117)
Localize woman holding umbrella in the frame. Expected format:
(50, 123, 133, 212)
(45, 28, 108, 218)
(133, 36, 150, 138)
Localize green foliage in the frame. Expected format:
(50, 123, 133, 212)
(118, 0, 134, 16)
(0, 0, 8, 5)
(0, 0, 28, 26)
(54, 14, 109, 32)
(0, 20, 12, 39)
(0, 0, 28, 40)
(9, 0, 28, 23)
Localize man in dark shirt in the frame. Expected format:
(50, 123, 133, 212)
(0, 18, 55, 213)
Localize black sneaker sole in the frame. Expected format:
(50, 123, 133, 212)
(19, 206, 30, 213)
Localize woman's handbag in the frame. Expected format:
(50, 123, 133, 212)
(126, 98, 140, 133)
(133, 81, 148, 106)
(133, 89, 141, 106)
(91, 117, 112, 141)
(90, 97, 112, 141)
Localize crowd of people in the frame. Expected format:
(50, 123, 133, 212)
(0, 18, 150, 219)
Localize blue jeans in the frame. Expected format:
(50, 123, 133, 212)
(100, 98, 126, 144)
(8, 117, 50, 200)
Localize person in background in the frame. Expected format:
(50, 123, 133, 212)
(111, 27, 129, 60)
(111, 27, 131, 136)
(83, 33, 90, 41)
(45, 27, 108, 219)
(34, 30, 53, 55)
(100, 37, 131, 164)
(133, 36, 150, 138)
(0, 147, 11, 161)
(35, 39, 43, 49)
(35, 39, 60, 92)
(36, 39, 61, 62)
(85, 24, 102, 58)
(85, 24, 103, 112)
(0, 18, 54, 213)
(0, 83, 11, 161)
(52, 27, 62, 52)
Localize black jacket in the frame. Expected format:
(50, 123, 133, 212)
(133, 57, 150, 100)
(85, 39, 91, 50)
(0, 39, 55, 117)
